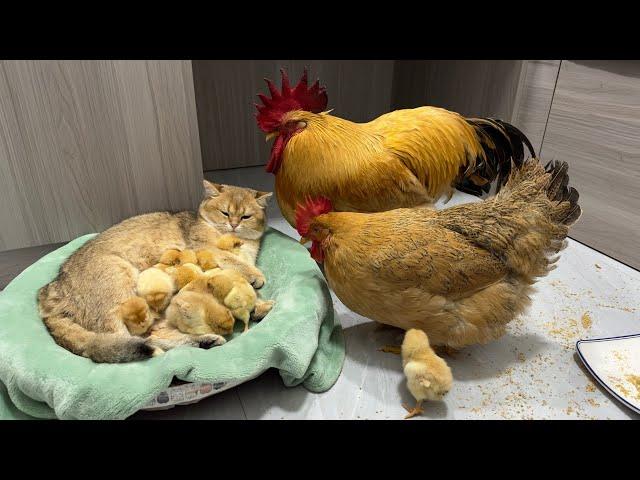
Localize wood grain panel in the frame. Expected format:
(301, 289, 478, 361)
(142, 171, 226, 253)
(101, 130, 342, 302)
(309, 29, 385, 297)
(0, 60, 203, 252)
(391, 60, 525, 121)
(192, 60, 394, 171)
(511, 60, 561, 154)
(541, 60, 640, 269)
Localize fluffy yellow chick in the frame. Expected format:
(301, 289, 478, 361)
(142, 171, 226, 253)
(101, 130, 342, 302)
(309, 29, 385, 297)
(159, 248, 198, 266)
(136, 266, 176, 313)
(136, 263, 203, 312)
(215, 233, 244, 253)
(199, 269, 257, 332)
(401, 329, 453, 419)
(167, 263, 203, 290)
(165, 288, 235, 336)
(194, 235, 243, 271)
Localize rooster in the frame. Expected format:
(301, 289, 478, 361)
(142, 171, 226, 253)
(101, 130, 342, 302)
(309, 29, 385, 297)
(256, 69, 535, 227)
(295, 159, 580, 355)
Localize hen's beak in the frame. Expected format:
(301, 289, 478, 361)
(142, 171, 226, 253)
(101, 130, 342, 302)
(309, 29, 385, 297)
(265, 132, 278, 142)
(299, 236, 310, 245)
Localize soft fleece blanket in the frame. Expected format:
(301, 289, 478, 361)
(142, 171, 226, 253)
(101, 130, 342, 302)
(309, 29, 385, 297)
(0, 228, 344, 420)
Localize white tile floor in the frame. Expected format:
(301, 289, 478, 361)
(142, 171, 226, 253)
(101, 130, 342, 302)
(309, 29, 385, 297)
(134, 167, 640, 420)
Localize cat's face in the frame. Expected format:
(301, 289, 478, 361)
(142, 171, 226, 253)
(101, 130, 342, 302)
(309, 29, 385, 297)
(198, 180, 272, 240)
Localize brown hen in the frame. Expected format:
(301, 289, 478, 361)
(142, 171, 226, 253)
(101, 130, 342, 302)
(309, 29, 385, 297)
(296, 159, 581, 350)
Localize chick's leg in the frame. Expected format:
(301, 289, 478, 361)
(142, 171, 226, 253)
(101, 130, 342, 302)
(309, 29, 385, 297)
(402, 401, 424, 419)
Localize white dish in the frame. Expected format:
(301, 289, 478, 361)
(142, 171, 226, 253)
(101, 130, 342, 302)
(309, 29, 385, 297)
(576, 334, 640, 414)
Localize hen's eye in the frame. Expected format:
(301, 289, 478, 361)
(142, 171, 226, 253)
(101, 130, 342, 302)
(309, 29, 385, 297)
(241, 215, 251, 220)
(219, 210, 229, 217)
(296, 121, 307, 129)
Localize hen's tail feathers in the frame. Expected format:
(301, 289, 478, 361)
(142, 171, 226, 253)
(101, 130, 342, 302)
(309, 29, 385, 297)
(502, 158, 582, 226)
(38, 284, 155, 363)
(438, 158, 580, 282)
(456, 118, 536, 196)
(543, 160, 582, 226)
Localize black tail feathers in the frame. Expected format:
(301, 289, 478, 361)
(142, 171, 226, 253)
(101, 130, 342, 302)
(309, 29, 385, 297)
(457, 118, 536, 196)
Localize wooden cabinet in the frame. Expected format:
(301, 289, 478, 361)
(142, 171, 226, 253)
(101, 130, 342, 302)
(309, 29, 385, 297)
(0, 61, 203, 252)
(511, 60, 561, 155)
(540, 60, 640, 269)
(192, 60, 394, 171)
(392, 60, 525, 122)
(392, 60, 640, 269)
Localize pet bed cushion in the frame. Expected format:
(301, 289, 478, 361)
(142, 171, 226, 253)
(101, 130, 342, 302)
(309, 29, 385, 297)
(0, 228, 344, 420)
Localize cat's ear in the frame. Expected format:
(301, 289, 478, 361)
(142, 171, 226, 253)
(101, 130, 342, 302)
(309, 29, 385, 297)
(255, 190, 273, 208)
(203, 180, 223, 198)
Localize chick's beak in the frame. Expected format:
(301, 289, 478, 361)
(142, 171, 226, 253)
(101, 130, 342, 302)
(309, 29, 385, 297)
(265, 132, 278, 142)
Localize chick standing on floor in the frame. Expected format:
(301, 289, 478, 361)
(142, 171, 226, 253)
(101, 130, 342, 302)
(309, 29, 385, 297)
(401, 329, 453, 418)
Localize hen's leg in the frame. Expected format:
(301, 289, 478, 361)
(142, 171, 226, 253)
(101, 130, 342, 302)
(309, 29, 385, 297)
(434, 345, 460, 358)
(379, 345, 402, 355)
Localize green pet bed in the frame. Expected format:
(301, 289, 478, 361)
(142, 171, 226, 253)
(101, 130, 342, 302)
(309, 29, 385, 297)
(0, 228, 345, 420)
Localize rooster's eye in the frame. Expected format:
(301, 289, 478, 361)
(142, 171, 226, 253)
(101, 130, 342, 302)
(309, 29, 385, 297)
(297, 121, 307, 129)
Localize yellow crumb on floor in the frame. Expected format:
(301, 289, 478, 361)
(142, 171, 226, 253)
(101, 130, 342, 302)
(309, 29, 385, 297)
(585, 384, 596, 393)
(625, 374, 640, 399)
(586, 398, 600, 408)
(597, 303, 636, 313)
(595, 263, 601, 270)
(614, 381, 631, 398)
(581, 312, 592, 329)
(517, 352, 526, 362)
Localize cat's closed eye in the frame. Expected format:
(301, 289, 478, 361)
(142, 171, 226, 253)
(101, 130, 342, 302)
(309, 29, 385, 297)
(219, 210, 229, 217)
(241, 215, 252, 220)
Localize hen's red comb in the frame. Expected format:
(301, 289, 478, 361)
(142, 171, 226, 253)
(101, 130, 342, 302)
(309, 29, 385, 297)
(295, 196, 333, 237)
(255, 68, 328, 133)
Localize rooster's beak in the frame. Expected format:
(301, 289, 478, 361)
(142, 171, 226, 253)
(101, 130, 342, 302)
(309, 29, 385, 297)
(299, 237, 310, 245)
(265, 132, 278, 142)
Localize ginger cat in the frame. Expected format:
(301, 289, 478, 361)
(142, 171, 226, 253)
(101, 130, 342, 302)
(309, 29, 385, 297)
(38, 180, 271, 363)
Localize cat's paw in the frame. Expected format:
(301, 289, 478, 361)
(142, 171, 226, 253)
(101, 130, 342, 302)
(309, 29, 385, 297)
(248, 270, 266, 289)
(197, 334, 227, 349)
(121, 297, 154, 335)
(251, 299, 275, 321)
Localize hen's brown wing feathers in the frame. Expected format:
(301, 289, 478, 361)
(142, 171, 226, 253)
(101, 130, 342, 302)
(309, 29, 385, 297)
(433, 159, 580, 281)
(357, 212, 508, 297)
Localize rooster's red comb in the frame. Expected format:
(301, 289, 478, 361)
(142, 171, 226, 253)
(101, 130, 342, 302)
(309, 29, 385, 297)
(255, 68, 328, 132)
(295, 196, 333, 237)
